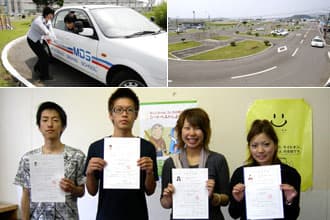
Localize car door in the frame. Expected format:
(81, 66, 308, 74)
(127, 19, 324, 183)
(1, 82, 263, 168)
(52, 9, 101, 82)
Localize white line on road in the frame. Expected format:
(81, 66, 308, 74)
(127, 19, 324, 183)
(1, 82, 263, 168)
(1, 35, 35, 87)
(277, 46, 287, 53)
(168, 80, 173, 83)
(328, 52, 330, 61)
(300, 39, 304, 44)
(292, 48, 299, 57)
(231, 66, 277, 79)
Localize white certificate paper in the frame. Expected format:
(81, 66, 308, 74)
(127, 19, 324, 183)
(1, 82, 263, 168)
(103, 137, 140, 189)
(172, 168, 208, 219)
(29, 154, 65, 203)
(244, 165, 284, 219)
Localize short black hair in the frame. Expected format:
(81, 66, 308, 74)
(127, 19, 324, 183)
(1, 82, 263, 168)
(36, 101, 67, 128)
(64, 12, 76, 23)
(108, 88, 140, 113)
(42, 6, 54, 18)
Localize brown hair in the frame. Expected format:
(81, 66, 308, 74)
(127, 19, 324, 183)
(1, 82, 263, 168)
(246, 119, 281, 165)
(175, 108, 211, 150)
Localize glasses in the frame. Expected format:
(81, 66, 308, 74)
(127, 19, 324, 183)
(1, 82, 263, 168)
(112, 107, 137, 115)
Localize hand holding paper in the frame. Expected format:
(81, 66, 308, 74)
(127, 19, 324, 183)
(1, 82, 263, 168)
(137, 156, 153, 174)
(232, 183, 245, 202)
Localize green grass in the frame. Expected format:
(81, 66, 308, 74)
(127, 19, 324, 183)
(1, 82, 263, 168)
(185, 40, 269, 60)
(211, 35, 231, 41)
(0, 17, 31, 86)
(169, 31, 179, 37)
(169, 41, 202, 53)
(168, 40, 202, 58)
(238, 32, 286, 39)
(207, 21, 238, 27)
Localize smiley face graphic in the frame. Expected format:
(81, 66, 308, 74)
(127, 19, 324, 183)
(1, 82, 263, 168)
(270, 113, 287, 127)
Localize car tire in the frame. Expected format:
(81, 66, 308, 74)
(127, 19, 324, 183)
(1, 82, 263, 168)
(109, 70, 147, 87)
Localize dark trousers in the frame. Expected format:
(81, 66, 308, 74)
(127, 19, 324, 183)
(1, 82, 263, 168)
(27, 37, 50, 79)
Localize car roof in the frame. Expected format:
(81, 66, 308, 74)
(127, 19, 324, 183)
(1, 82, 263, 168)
(59, 4, 125, 10)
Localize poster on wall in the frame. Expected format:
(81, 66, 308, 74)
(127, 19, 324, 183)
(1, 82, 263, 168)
(139, 100, 197, 177)
(246, 99, 312, 191)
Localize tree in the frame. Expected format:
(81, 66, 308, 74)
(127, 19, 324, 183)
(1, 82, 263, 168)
(153, 2, 167, 30)
(33, 0, 62, 9)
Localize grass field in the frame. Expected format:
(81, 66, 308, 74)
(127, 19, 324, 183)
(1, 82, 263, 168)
(185, 40, 269, 60)
(168, 40, 202, 57)
(0, 17, 31, 86)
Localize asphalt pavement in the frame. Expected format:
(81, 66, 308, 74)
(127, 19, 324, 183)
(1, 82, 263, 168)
(168, 22, 330, 87)
(7, 36, 104, 87)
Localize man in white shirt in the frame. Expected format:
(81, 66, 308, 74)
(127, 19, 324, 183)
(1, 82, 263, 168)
(27, 6, 54, 81)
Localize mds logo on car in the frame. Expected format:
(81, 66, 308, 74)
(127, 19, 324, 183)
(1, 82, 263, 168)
(73, 47, 91, 62)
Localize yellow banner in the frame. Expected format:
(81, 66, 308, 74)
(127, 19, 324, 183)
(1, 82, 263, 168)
(247, 99, 312, 191)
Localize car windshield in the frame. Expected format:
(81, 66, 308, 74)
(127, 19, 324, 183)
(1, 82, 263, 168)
(313, 38, 323, 42)
(90, 7, 161, 38)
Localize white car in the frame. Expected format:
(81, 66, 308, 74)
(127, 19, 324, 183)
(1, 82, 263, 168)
(270, 29, 288, 36)
(311, 36, 325, 48)
(44, 5, 167, 87)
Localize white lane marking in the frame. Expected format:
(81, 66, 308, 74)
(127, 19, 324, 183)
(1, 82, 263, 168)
(1, 35, 35, 87)
(277, 46, 287, 53)
(231, 66, 277, 79)
(300, 39, 304, 44)
(328, 52, 330, 61)
(168, 80, 173, 83)
(292, 48, 299, 57)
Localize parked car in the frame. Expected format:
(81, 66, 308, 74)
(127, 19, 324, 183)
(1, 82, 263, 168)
(255, 27, 265, 31)
(44, 5, 167, 87)
(271, 29, 288, 36)
(311, 36, 325, 48)
(196, 24, 205, 30)
(176, 26, 186, 33)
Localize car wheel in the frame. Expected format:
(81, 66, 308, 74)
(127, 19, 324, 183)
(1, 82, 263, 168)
(109, 70, 147, 87)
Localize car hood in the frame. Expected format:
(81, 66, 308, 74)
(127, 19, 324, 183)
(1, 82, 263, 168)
(108, 32, 167, 60)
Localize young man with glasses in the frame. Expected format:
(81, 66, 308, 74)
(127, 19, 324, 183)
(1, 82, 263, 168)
(84, 88, 158, 220)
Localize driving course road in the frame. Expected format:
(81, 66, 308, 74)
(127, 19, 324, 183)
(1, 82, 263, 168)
(168, 22, 330, 87)
(7, 37, 104, 87)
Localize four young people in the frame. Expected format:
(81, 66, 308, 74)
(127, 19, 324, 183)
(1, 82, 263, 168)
(14, 88, 301, 220)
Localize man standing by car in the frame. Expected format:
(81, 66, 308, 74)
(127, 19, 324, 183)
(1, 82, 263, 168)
(27, 6, 55, 81)
(85, 88, 158, 219)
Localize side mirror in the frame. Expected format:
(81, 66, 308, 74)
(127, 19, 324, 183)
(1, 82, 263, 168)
(79, 27, 94, 37)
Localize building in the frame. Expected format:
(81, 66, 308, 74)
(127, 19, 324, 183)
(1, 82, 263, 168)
(0, 0, 36, 15)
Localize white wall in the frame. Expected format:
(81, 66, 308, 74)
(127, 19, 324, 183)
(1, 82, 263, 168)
(0, 88, 329, 220)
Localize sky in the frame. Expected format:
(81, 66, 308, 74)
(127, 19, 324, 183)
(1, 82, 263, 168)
(168, 0, 330, 19)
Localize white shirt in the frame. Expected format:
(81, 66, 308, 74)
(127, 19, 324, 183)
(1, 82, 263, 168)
(27, 16, 54, 43)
